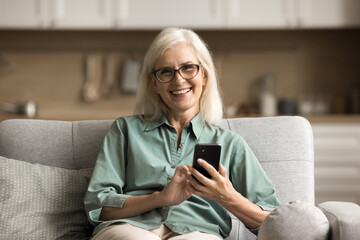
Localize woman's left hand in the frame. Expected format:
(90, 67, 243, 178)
(187, 159, 238, 205)
(160, 165, 193, 207)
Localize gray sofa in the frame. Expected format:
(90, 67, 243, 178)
(0, 116, 359, 240)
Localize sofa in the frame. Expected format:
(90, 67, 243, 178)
(0, 116, 359, 240)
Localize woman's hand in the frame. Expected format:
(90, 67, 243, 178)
(159, 165, 193, 207)
(100, 165, 192, 221)
(187, 159, 270, 229)
(187, 159, 238, 206)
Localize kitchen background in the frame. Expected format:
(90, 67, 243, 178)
(0, 0, 359, 204)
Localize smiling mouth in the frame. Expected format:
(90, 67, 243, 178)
(170, 88, 192, 95)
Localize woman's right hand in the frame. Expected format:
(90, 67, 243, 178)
(159, 165, 192, 207)
(100, 165, 193, 221)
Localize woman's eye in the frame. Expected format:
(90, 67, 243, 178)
(182, 65, 195, 71)
(160, 69, 173, 75)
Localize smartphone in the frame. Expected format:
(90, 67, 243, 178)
(192, 144, 221, 179)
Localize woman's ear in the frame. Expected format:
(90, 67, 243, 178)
(202, 70, 208, 87)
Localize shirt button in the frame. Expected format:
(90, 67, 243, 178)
(179, 143, 184, 148)
(171, 165, 176, 169)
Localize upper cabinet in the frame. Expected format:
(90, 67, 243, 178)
(49, 0, 113, 29)
(298, 0, 360, 28)
(227, 0, 360, 29)
(226, 0, 294, 28)
(0, 0, 48, 28)
(0, 0, 359, 30)
(114, 0, 224, 29)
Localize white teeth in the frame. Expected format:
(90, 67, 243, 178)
(172, 88, 191, 95)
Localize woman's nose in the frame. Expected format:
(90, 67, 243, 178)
(173, 71, 186, 83)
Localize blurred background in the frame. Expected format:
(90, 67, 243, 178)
(0, 0, 359, 204)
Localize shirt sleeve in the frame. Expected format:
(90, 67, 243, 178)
(230, 136, 281, 232)
(84, 119, 130, 226)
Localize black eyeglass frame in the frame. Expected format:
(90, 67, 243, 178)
(152, 63, 201, 83)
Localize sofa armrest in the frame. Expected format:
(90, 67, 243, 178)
(317, 201, 360, 240)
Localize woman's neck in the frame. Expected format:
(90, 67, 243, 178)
(168, 111, 198, 133)
(168, 110, 199, 149)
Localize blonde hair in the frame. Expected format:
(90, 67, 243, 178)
(134, 27, 223, 124)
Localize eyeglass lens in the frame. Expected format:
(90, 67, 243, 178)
(154, 64, 199, 82)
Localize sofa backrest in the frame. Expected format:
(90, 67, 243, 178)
(219, 117, 314, 205)
(0, 119, 113, 169)
(0, 116, 314, 205)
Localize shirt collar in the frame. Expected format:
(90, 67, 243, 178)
(189, 113, 205, 139)
(144, 112, 205, 140)
(144, 114, 168, 132)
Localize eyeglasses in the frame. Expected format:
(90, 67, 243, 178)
(152, 64, 201, 83)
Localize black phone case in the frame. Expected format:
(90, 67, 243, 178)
(192, 144, 221, 179)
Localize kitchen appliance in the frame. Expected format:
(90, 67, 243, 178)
(2, 100, 37, 118)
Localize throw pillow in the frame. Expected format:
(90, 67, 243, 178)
(257, 201, 329, 240)
(0, 156, 93, 240)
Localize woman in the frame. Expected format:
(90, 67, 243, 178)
(84, 27, 280, 240)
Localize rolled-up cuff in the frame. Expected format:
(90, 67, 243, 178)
(89, 194, 129, 224)
(102, 193, 129, 208)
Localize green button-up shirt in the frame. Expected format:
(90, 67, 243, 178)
(84, 114, 280, 239)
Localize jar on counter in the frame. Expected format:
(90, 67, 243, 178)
(259, 74, 277, 116)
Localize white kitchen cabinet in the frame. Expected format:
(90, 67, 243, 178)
(114, 0, 224, 29)
(299, 0, 360, 28)
(312, 123, 360, 205)
(1, 0, 360, 29)
(226, 0, 360, 29)
(226, 0, 295, 28)
(49, 0, 113, 29)
(0, 0, 48, 28)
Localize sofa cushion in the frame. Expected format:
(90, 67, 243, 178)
(0, 156, 92, 239)
(317, 201, 360, 240)
(257, 201, 329, 240)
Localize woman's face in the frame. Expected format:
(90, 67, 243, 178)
(152, 43, 206, 118)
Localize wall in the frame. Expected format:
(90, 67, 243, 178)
(0, 29, 359, 120)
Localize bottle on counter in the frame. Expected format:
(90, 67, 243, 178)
(259, 74, 277, 116)
(298, 93, 314, 116)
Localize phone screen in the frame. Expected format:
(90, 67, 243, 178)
(192, 144, 221, 179)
